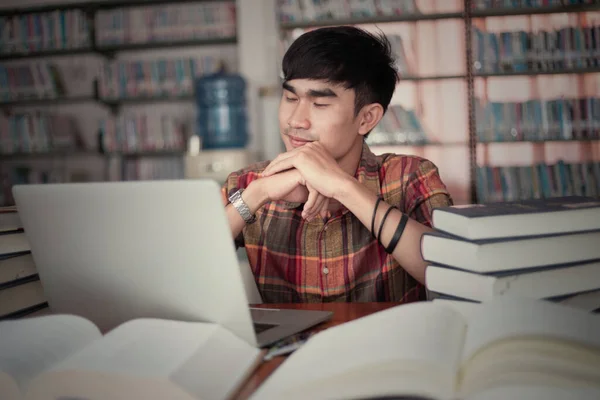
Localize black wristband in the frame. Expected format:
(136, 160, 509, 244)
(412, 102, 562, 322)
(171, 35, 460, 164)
(377, 205, 395, 243)
(371, 197, 382, 239)
(385, 213, 409, 254)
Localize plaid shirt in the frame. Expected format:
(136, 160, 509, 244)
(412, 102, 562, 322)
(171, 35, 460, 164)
(221, 142, 452, 303)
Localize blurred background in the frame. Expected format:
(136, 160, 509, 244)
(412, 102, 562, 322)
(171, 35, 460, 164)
(1, 0, 599, 207)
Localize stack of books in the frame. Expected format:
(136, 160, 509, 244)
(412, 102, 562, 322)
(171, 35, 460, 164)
(422, 196, 600, 312)
(0, 205, 48, 320)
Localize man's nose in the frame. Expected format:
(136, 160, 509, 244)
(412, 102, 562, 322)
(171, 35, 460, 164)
(287, 102, 311, 130)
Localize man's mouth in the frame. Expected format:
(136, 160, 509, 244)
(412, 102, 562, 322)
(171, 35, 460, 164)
(287, 135, 313, 147)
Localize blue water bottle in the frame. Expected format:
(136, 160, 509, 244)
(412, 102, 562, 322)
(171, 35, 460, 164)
(195, 65, 249, 149)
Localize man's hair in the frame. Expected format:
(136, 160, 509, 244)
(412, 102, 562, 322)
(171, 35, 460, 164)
(282, 26, 399, 117)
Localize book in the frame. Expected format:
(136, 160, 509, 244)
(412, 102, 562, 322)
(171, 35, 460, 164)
(430, 298, 481, 319)
(0, 279, 47, 320)
(431, 196, 600, 241)
(0, 206, 43, 321)
(0, 314, 263, 400)
(250, 297, 600, 400)
(425, 259, 600, 303)
(420, 229, 600, 274)
(0, 206, 22, 233)
(431, 289, 600, 314)
(558, 289, 600, 312)
(0, 253, 36, 288)
(0, 231, 30, 257)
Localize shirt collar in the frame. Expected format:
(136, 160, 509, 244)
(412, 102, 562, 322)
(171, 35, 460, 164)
(280, 141, 381, 211)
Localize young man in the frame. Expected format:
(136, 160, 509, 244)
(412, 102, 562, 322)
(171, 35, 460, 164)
(222, 26, 452, 303)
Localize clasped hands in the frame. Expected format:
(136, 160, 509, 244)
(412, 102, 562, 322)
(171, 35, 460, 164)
(260, 142, 349, 221)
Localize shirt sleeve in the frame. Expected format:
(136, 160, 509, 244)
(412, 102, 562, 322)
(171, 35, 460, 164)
(402, 159, 453, 227)
(380, 156, 452, 302)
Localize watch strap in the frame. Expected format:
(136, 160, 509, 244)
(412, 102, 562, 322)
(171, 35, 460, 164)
(229, 188, 257, 224)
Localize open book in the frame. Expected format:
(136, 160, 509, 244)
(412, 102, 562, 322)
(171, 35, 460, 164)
(250, 297, 600, 400)
(0, 314, 263, 400)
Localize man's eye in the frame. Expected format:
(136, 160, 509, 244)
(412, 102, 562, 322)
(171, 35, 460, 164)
(285, 97, 298, 102)
(314, 103, 329, 108)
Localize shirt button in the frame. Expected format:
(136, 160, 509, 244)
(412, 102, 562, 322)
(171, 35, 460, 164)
(322, 267, 329, 275)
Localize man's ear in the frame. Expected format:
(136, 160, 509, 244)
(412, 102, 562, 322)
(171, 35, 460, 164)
(357, 103, 385, 136)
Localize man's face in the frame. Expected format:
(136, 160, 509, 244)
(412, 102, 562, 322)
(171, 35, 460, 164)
(278, 79, 363, 160)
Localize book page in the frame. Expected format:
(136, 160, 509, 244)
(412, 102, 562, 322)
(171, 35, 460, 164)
(462, 297, 600, 362)
(250, 301, 467, 400)
(0, 371, 21, 400)
(432, 299, 481, 320)
(0, 315, 101, 391)
(459, 297, 600, 396)
(171, 324, 263, 400)
(466, 385, 600, 400)
(39, 318, 261, 400)
(26, 370, 197, 400)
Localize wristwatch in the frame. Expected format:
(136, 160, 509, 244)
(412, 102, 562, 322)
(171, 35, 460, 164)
(229, 188, 257, 224)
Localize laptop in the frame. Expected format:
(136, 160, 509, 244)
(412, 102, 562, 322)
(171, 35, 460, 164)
(12, 180, 332, 348)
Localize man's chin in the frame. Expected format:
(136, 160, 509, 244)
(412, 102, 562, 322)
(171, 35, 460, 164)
(281, 139, 293, 152)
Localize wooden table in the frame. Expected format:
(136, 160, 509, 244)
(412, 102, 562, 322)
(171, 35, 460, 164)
(234, 302, 400, 400)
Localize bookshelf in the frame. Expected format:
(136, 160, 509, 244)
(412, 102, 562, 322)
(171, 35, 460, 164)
(469, 1, 600, 203)
(2, 150, 103, 160)
(97, 93, 196, 114)
(0, 0, 238, 205)
(276, 0, 600, 205)
(1, 95, 97, 107)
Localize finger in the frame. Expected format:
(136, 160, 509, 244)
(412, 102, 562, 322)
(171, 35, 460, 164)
(306, 193, 326, 220)
(263, 149, 301, 176)
(303, 184, 325, 220)
(303, 188, 319, 219)
(269, 148, 298, 165)
(305, 201, 324, 221)
(310, 142, 338, 168)
(289, 169, 305, 186)
(319, 197, 330, 219)
(261, 153, 285, 176)
(306, 141, 327, 158)
(304, 183, 327, 220)
(263, 157, 297, 177)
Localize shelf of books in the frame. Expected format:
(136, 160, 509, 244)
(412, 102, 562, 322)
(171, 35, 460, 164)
(471, 1, 600, 203)
(0, 0, 238, 205)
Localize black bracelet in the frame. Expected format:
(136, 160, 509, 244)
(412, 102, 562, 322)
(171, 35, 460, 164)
(377, 205, 395, 243)
(371, 197, 382, 239)
(385, 213, 409, 254)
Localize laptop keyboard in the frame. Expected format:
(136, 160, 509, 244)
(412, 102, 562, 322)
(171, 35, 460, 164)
(253, 322, 277, 334)
(250, 308, 279, 334)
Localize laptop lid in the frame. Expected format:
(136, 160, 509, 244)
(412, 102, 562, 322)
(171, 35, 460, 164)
(12, 180, 258, 347)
